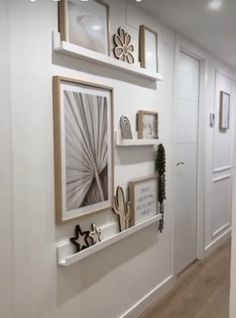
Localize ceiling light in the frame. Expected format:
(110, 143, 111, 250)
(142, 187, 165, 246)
(208, 0, 223, 10)
(92, 25, 102, 31)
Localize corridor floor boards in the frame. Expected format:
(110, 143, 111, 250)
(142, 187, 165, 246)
(139, 240, 231, 318)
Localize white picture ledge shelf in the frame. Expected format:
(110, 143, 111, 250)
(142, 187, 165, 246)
(52, 32, 164, 82)
(115, 131, 161, 147)
(57, 214, 162, 267)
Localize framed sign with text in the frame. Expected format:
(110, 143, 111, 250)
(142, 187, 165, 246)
(129, 176, 158, 225)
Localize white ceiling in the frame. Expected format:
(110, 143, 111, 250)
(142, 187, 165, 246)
(140, 0, 236, 69)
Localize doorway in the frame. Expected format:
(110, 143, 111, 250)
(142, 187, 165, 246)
(173, 50, 201, 274)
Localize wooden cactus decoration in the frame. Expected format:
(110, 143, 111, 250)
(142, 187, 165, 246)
(113, 186, 132, 232)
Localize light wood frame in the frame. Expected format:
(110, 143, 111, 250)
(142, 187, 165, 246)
(129, 175, 158, 226)
(53, 76, 114, 224)
(139, 25, 158, 72)
(137, 110, 159, 139)
(219, 90, 230, 130)
(58, 0, 111, 55)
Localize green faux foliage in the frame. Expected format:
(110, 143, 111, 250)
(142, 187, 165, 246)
(155, 144, 166, 233)
(155, 144, 166, 175)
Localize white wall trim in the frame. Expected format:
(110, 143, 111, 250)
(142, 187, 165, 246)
(205, 228, 231, 257)
(229, 82, 236, 318)
(120, 275, 174, 318)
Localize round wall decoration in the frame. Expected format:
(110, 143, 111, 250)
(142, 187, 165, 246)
(113, 27, 135, 64)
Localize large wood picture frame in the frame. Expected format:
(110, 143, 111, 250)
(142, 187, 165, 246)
(53, 76, 114, 223)
(58, 0, 111, 55)
(139, 25, 158, 72)
(129, 176, 158, 226)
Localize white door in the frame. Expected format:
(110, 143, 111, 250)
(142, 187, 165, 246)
(174, 51, 200, 274)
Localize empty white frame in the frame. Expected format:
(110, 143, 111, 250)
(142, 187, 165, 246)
(53, 76, 113, 223)
(139, 25, 158, 72)
(59, 0, 110, 55)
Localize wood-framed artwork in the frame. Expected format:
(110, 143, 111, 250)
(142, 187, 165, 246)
(53, 76, 114, 223)
(129, 176, 158, 226)
(219, 90, 230, 130)
(58, 0, 110, 55)
(139, 25, 158, 72)
(137, 110, 159, 139)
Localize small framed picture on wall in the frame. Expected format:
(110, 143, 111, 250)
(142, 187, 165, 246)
(219, 91, 230, 130)
(137, 110, 159, 139)
(139, 25, 158, 72)
(129, 176, 158, 226)
(53, 76, 114, 223)
(58, 0, 110, 55)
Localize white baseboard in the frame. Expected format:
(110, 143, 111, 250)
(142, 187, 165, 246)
(204, 228, 231, 257)
(120, 275, 174, 318)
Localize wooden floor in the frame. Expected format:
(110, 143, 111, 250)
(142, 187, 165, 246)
(140, 240, 231, 318)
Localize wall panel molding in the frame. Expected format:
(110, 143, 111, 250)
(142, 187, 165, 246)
(213, 174, 231, 183)
(213, 166, 231, 174)
(212, 223, 230, 239)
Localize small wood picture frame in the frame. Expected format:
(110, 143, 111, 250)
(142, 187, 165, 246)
(137, 111, 159, 139)
(129, 176, 158, 226)
(139, 25, 158, 72)
(219, 91, 230, 130)
(58, 0, 110, 55)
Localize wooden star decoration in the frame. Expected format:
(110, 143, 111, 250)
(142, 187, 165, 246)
(69, 224, 93, 253)
(90, 223, 102, 244)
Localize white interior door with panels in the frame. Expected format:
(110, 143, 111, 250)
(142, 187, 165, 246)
(173, 50, 200, 275)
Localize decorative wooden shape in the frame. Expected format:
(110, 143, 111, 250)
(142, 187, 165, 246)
(113, 186, 132, 231)
(69, 224, 93, 253)
(113, 27, 135, 64)
(120, 115, 133, 139)
(90, 223, 102, 244)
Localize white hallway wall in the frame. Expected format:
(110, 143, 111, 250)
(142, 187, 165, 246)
(230, 120, 236, 317)
(1, 0, 235, 318)
(0, 1, 13, 318)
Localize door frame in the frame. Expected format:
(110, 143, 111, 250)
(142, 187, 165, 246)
(171, 34, 207, 275)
